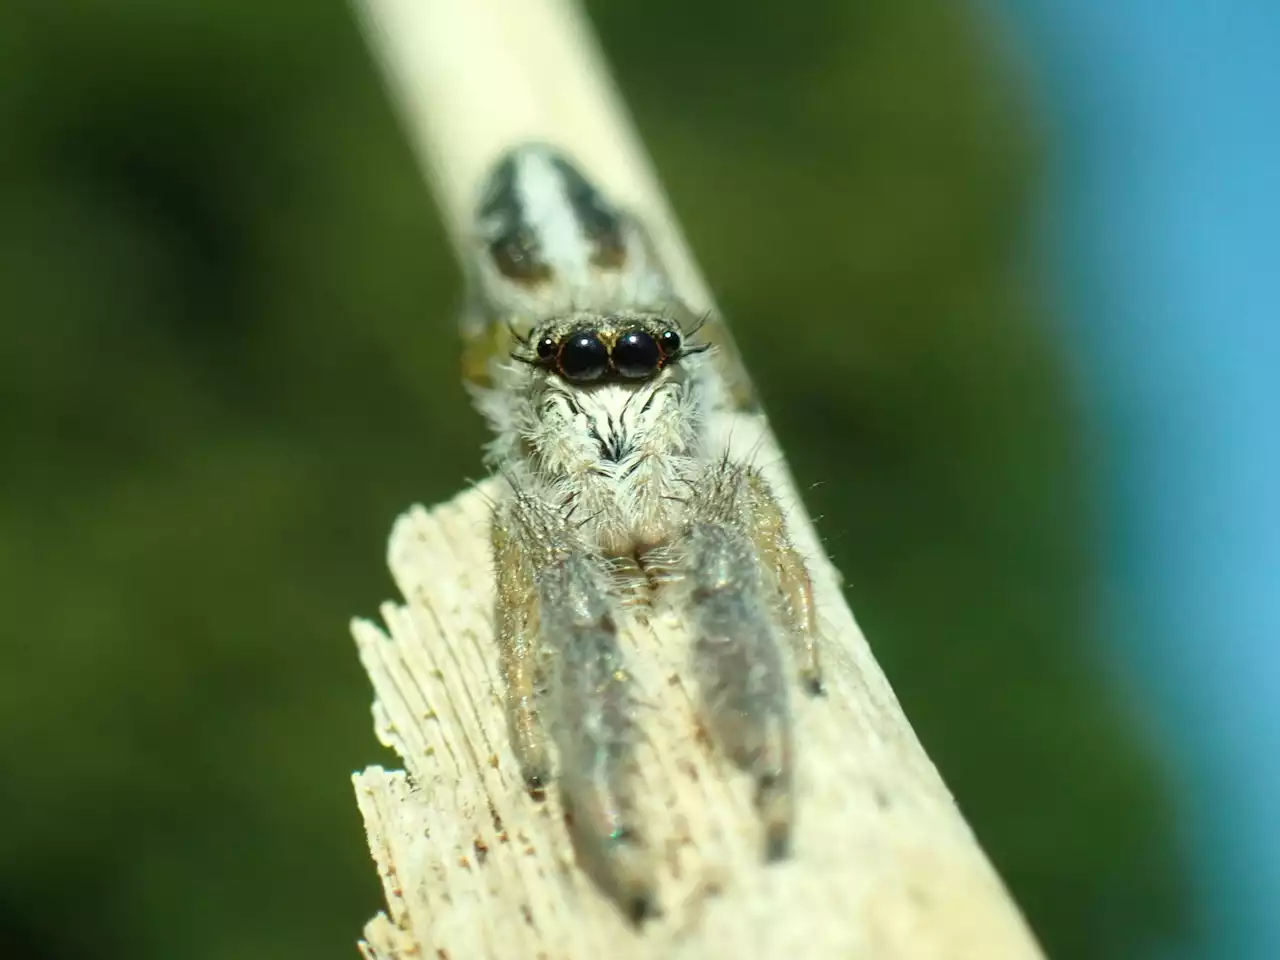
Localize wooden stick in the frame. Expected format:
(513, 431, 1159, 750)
(348, 1, 1046, 957)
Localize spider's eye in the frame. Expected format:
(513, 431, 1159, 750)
(558, 331, 608, 382)
(658, 329, 682, 356)
(535, 336, 558, 362)
(612, 330, 661, 379)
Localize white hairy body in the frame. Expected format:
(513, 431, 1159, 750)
(465, 145, 822, 922)
(478, 349, 713, 557)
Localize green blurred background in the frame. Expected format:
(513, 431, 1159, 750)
(0, 1, 1192, 958)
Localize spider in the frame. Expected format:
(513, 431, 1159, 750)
(461, 144, 824, 921)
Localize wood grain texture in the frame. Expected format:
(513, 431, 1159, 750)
(350, 417, 1043, 959)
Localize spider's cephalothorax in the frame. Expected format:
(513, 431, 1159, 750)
(465, 145, 823, 921)
(480, 306, 711, 559)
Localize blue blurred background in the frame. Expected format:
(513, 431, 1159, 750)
(2, 1, 1271, 957)
(993, 3, 1280, 957)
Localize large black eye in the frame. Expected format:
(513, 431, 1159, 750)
(658, 329, 681, 356)
(535, 336, 558, 362)
(612, 330, 661, 379)
(559, 331, 608, 381)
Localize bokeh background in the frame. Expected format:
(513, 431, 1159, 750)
(9, 0, 1266, 957)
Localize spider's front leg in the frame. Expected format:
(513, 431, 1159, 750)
(493, 488, 654, 921)
(682, 457, 824, 859)
(742, 469, 825, 695)
(492, 503, 552, 791)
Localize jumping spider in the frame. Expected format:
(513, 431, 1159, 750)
(462, 145, 824, 921)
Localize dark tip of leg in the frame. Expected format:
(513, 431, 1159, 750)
(625, 891, 659, 926)
(525, 773, 547, 802)
(755, 770, 793, 862)
(804, 674, 826, 697)
(764, 822, 792, 862)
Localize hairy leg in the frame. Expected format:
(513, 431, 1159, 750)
(492, 500, 551, 790)
(742, 471, 824, 693)
(539, 553, 653, 920)
(683, 458, 823, 858)
(496, 488, 653, 920)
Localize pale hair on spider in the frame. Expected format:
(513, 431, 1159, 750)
(463, 144, 824, 922)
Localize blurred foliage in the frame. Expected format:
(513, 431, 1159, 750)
(0, 1, 1190, 958)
